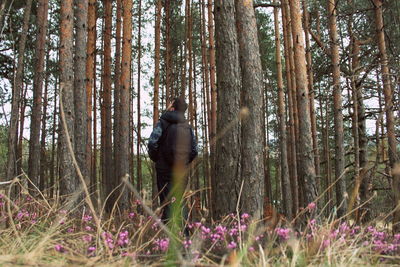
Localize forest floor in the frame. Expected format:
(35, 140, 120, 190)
(0, 192, 399, 266)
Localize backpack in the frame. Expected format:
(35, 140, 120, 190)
(160, 122, 192, 166)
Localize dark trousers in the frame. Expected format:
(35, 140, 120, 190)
(156, 170, 188, 224)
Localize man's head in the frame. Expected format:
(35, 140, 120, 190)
(171, 97, 188, 113)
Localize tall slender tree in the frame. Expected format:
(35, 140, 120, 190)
(372, 0, 400, 231)
(118, 0, 133, 209)
(59, 0, 76, 196)
(273, 1, 292, 220)
(28, 0, 49, 189)
(287, 0, 318, 206)
(74, 0, 89, 185)
(328, 0, 347, 216)
(6, 0, 33, 182)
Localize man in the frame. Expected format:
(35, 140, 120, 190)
(148, 97, 198, 223)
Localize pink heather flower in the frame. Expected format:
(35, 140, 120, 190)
(67, 228, 75, 233)
(227, 241, 237, 249)
(363, 241, 369, 246)
(240, 224, 247, 231)
(394, 234, 400, 243)
(309, 219, 316, 226)
(154, 238, 169, 252)
(85, 226, 93, 231)
(255, 235, 264, 241)
(275, 228, 291, 241)
(128, 212, 135, 219)
(83, 214, 92, 223)
(54, 244, 64, 252)
(117, 230, 129, 247)
(248, 246, 255, 252)
(82, 235, 93, 243)
(0, 194, 3, 199)
(183, 239, 192, 248)
(241, 213, 250, 219)
(307, 202, 316, 210)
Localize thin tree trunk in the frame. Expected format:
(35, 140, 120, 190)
(328, 0, 347, 216)
(165, 0, 172, 107)
(74, 0, 89, 191)
(28, 0, 49, 189)
(59, 0, 76, 196)
(303, 0, 320, 184)
(6, 0, 33, 181)
(86, 0, 96, 193)
(152, 0, 162, 204)
(287, 0, 318, 207)
(372, 0, 400, 231)
(114, 0, 122, 184)
(281, 2, 299, 214)
(137, 0, 143, 195)
(119, 0, 133, 209)
(273, 1, 292, 220)
(17, 84, 28, 176)
(40, 51, 50, 192)
(208, 0, 217, 197)
(103, 0, 114, 210)
(213, 0, 242, 219)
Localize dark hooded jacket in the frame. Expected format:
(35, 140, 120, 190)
(148, 111, 198, 172)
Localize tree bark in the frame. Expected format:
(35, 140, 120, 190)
(6, 0, 33, 181)
(103, 0, 114, 210)
(119, 0, 133, 210)
(28, 0, 49, 189)
(372, 0, 400, 231)
(235, 0, 265, 218)
(213, 0, 242, 219)
(137, 0, 143, 195)
(273, 1, 292, 220)
(287, 0, 318, 206)
(74, 0, 89, 190)
(114, 0, 122, 184)
(328, 0, 347, 217)
(86, 0, 96, 191)
(59, 0, 76, 196)
(281, 1, 299, 214)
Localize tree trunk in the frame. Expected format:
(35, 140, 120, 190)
(165, 0, 172, 107)
(119, 0, 133, 210)
(59, 0, 76, 196)
(40, 49, 50, 192)
(273, 2, 292, 220)
(281, 1, 299, 214)
(213, 0, 242, 219)
(208, 0, 217, 200)
(6, 0, 33, 181)
(74, 0, 89, 189)
(235, 0, 265, 218)
(287, 0, 318, 206)
(302, 0, 320, 184)
(153, 0, 162, 204)
(28, 0, 49, 189)
(114, 0, 122, 184)
(328, 0, 347, 217)
(86, 0, 96, 192)
(137, 0, 143, 195)
(103, 0, 114, 210)
(372, 0, 400, 231)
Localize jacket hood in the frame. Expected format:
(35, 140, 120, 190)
(160, 110, 186, 124)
